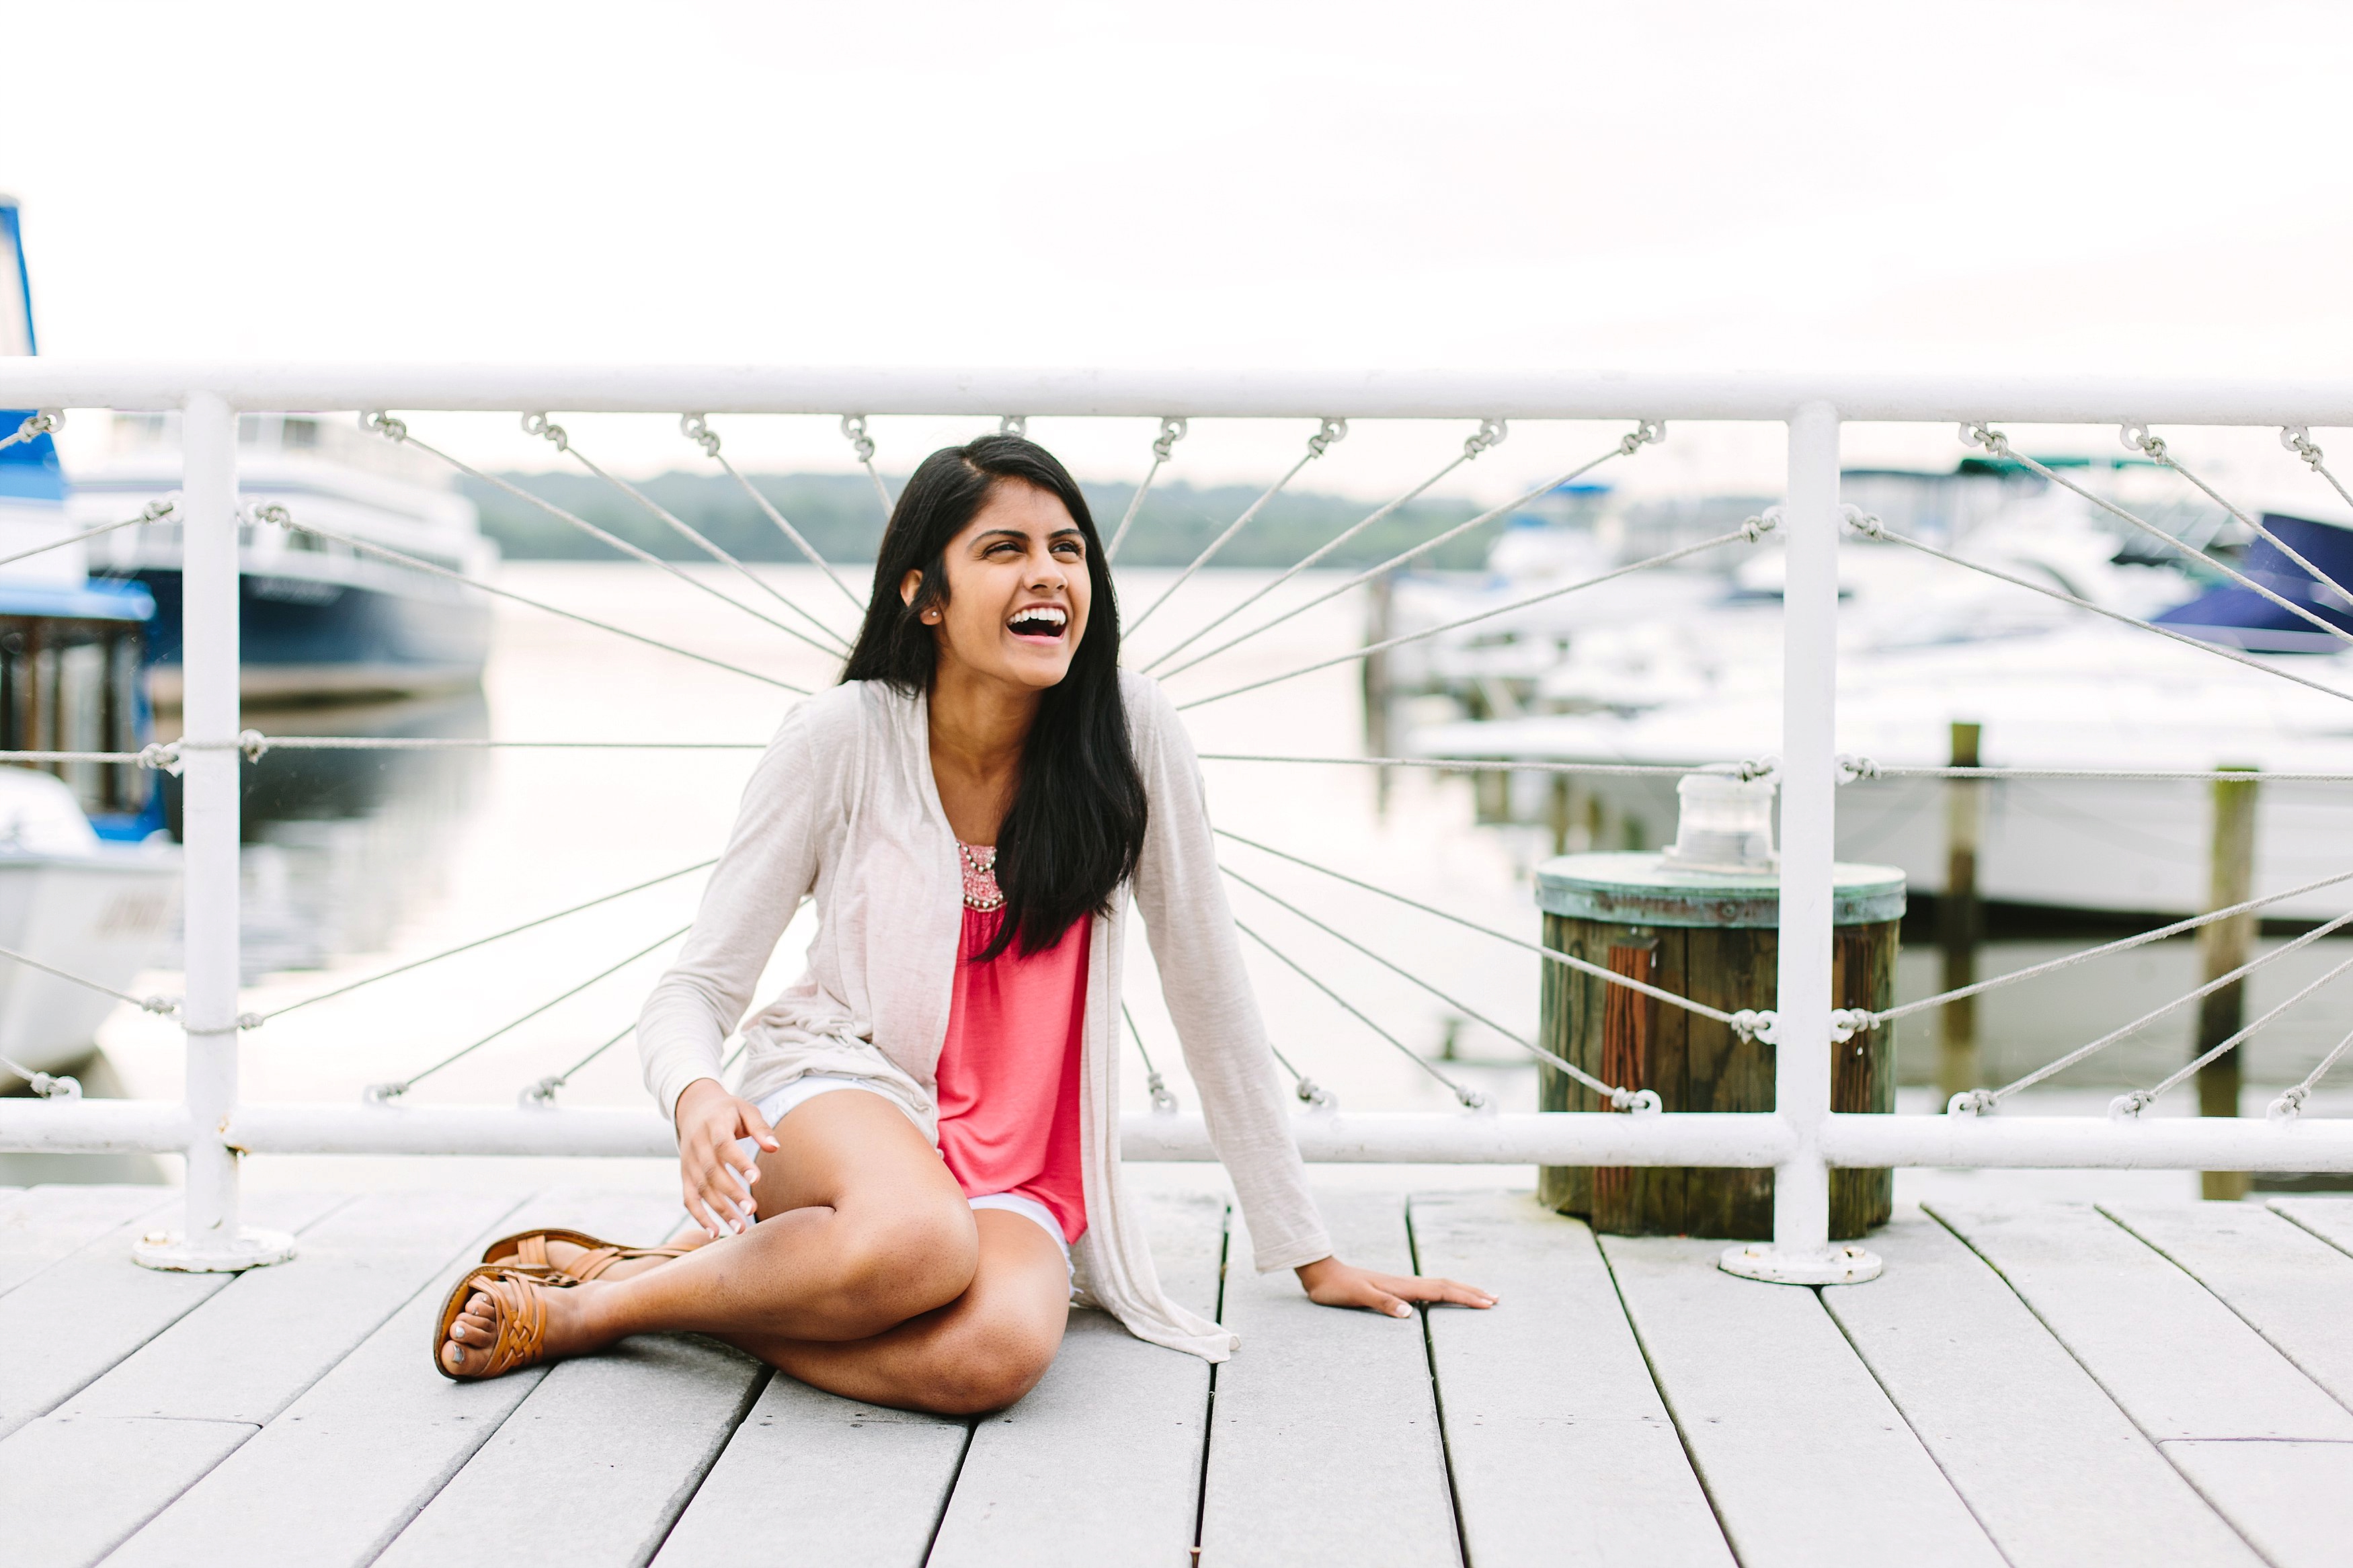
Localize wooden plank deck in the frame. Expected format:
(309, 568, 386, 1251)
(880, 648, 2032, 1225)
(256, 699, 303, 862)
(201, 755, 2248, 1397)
(5, 1180, 2350, 1567)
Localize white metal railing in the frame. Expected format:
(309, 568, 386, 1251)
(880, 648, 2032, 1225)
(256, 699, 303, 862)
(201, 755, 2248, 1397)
(2, 364, 2352, 1282)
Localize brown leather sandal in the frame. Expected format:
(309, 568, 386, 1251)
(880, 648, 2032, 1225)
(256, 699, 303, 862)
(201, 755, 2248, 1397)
(479, 1227, 693, 1284)
(433, 1265, 561, 1381)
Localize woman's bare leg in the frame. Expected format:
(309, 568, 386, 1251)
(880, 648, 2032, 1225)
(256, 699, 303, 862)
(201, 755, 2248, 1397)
(442, 1091, 977, 1374)
(729, 1208, 1071, 1415)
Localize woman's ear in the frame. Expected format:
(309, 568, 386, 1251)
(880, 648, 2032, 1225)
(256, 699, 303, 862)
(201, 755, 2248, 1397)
(899, 569, 923, 609)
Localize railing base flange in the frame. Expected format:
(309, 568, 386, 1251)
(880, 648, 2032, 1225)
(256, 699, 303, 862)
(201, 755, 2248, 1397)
(132, 1226, 296, 1274)
(1718, 1241, 1883, 1286)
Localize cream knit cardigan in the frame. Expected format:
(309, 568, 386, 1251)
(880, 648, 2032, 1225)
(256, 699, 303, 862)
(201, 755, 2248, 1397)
(637, 671, 1331, 1361)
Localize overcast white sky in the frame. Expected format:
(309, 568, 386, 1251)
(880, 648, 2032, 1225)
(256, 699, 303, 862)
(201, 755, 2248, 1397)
(3, 0, 2349, 502)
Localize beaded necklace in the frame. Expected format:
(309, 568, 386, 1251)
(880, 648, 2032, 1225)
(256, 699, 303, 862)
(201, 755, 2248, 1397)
(958, 841, 1005, 913)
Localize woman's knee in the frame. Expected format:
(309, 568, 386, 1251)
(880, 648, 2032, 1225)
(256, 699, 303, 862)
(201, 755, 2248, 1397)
(832, 1198, 979, 1325)
(918, 1315, 1064, 1415)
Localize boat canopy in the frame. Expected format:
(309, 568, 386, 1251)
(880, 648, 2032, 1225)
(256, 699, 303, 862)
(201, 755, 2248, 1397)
(2154, 511, 2353, 654)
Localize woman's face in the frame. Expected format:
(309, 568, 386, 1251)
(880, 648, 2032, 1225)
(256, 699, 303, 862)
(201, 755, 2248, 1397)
(902, 478, 1092, 693)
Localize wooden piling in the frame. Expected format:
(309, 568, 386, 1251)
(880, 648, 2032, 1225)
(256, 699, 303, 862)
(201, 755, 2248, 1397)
(2198, 766, 2259, 1202)
(1533, 852, 1906, 1239)
(1940, 723, 1983, 1107)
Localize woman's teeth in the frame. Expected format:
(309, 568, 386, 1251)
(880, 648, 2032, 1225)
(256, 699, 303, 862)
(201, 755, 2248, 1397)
(1008, 606, 1068, 636)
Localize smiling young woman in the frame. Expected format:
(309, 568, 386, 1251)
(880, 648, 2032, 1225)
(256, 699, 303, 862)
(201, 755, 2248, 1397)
(432, 435, 1492, 1411)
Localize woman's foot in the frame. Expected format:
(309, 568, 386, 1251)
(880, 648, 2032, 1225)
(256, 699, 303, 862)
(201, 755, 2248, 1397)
(538, 1233, 707, 1284)
(439, 1273, 608, 1377)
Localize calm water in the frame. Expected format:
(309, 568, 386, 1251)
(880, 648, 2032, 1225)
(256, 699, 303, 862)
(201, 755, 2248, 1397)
(71, 563, 2352, 1192)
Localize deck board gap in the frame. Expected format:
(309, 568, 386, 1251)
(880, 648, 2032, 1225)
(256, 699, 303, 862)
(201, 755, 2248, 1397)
(1404, 1200, 1474, 1568)
(1595, 1221, 1739, 1553)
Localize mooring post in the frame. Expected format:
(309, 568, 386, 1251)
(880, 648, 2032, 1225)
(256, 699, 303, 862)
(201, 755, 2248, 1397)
(2197, 765, 2259, 1202)
(134, 393, 292, 1273)
(1939, 722, 1983, 1106)
(1720, 400, 1880, 1285)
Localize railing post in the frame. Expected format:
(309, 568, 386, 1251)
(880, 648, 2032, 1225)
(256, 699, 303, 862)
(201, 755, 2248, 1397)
(1722, 399, 1882, 1285)
(133, 393, 292, 1273)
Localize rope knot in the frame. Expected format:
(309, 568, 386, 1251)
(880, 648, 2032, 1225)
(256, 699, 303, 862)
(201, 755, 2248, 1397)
(1829, 1007, 1877, 1043)
(9, 410, 59, 444)
(840, 414, 877, 464)
(1463, 418, 1509, 460)
(1741, 507, 1782, 542)
(1961, 422, 2011, 458)
(1294, 1075, 1337, 1111)
(2281, 424, 2325, 468)
(1150, 417, 1188, 462)
(1609, 1086, 1664, 1115)
(1836, 753, 1880, 783)
(520, 1075, 562, 1108)
(248, 503, 293, 531)
(1841, 504, 1884, 538)
(2120, 423, 2167, 461)
(1146, 1070, 1179, 1116)
(237, 729, 271, 763)
(998, 415, 1027, 438)
(1737, 754, 1780, 783)
(2108, 1089, 2155, 1120)
(138, 994, 180, 1016)
(136, 741, 183, 776)
(1946, 1089, 1997, 1117)
(1729, 1009, 1776, 1043)
(138, 497, 176, 524)
(520, 412, 569, 453)
(27, 1071, 81, 1100)
(680, 413, 721, 458)
(2267, 1086, 2308, 1124)
(364, 1081, 409, 1105)
(1456, 1085, 1492, 1112)
(358, 409, 409, 443)
(1305, 418, 1348, 458)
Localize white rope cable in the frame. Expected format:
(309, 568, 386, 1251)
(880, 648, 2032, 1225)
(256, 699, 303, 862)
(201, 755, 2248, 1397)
(520, 1021, 637, 1105)
(1222, 862, 1654, 1108)
(0, 940, 180, 1019)
(1153, 423, 1663, 682)
(1120, 1001, 1179, 1113)
(1141, 420, 1505, 675)
(0, 498, 175, 573)
(1178, 519, 1767, 712)
(247, 503, 809, 694)
(1127, 419, 1347, 635)
(1234, 916, 1485, 1108)
(1215, 828, 1751, 1030)
(1951, 906, 2353, 1113)
(2282, 425, 2353, 518)
(2111, 949, 2353, 1119)
(0, 1048, 81, 1100)
(522, 413, 854, 654)
(1263, 1035, 1337, 1110)
(840, 415, 894, 518)
(2123, 425, 2353, 610)
(1200, 753, 1708, 777)
(1871, 862, 2353, 1028)
(2269, 1018, 2353, 1122)
(1105, 418, 1188, 564)
(682, 415, 868, 612)
(365, 414, 845, 659)
(367, 923, 690, 1100)
(1849, 511, 2353, 712)
(0, 410, 58, 452)
(1967, 425, 2353, 651)
(259, 858, 715, 1022)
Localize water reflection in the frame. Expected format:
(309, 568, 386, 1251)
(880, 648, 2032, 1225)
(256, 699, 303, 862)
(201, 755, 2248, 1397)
(156, 692, 490, 979)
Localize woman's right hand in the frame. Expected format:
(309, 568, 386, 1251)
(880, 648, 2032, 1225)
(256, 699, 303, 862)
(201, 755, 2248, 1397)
(674, 1077, 779, 1239)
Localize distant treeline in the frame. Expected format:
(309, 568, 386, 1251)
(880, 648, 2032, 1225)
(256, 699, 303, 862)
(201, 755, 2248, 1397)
(461, 471, 1509, 571)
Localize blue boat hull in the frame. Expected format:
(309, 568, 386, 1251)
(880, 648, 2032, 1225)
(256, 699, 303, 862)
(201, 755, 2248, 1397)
(132, 567, 492, 703)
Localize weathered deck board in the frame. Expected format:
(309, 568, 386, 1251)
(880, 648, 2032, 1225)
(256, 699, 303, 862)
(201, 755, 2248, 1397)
(1600, 1234, 2003, 1568)
(1196, 1188, 1459, 1568)
(108, 1190, 684, 1568)
(1821, 1214, 2263, 1568)
(0, 1190, 343, 1444)
(1408, 1191, 1732, 1568)
(926, 1190, 1228, 1568)
(0, 1185, 175, 1300)
(3, 1189, 524, 1568)
(2106, 1202, 2353, 1413)
(2270, 1195, 2353, 1257)
(1929, 1201, 2353, 1568)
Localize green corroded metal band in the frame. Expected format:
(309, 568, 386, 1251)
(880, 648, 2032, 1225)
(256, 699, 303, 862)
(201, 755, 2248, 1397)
(1533, 852, 1907, 929)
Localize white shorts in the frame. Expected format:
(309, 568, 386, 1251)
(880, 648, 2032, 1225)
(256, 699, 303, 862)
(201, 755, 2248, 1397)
(740, 1073, 1074, 1280)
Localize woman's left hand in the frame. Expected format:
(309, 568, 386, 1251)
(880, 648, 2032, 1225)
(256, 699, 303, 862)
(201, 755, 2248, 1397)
(1296, 1256, 1497, 1318)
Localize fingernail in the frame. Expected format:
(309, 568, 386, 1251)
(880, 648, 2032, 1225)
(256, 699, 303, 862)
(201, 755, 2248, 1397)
(1393, 1304, 1411, 1317)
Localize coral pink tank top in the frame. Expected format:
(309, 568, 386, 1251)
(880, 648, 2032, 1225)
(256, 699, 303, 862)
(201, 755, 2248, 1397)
(932, 843, 1090, 1243)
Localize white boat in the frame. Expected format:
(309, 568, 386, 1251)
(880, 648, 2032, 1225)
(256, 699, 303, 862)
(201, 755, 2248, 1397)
(1399, 470, 2353, 920)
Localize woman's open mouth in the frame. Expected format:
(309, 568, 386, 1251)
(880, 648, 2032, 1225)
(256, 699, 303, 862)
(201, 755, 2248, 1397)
(1007, 605, 1069, 641)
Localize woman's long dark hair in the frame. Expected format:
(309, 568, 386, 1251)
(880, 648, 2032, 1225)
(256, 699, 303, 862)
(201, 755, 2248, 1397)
(842, 435, 1148, 959)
